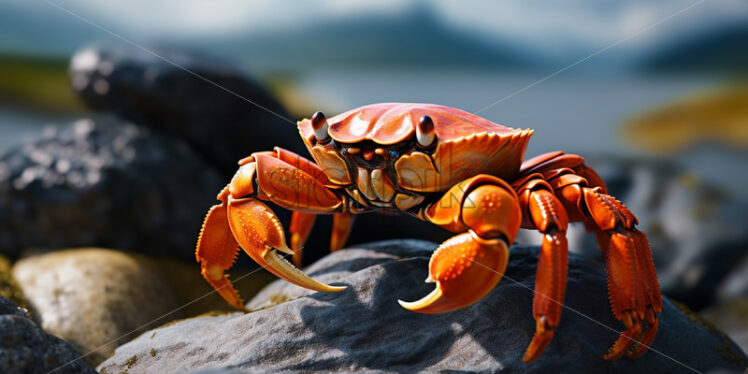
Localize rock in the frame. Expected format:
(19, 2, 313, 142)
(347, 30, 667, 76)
(12, 248, 182, 366)
(147, 256, 276, 317)
(0, 296, 96, 374)
(0, 254, 27, 311)
(98, 240, 748, 373)
(69, 43, 302, 176)
(702, 297, 748, 356)
(0, 295, 27, 317)
(0, 117, 223, 260)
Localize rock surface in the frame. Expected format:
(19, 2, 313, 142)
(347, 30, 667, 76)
(0, 254, 27, 311)
(702, 297, 748, 356)
(0, 296, 96, 374)
(69, 43, 302, 176)
(12, 248, 182, 365)
(99, 240, 748, 373)
(0, 117, 223, 260)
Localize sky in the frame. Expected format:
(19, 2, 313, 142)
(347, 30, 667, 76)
(1, 0, 747, 72)
(46, 0, 748, 59)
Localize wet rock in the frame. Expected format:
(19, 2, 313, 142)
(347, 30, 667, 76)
(0, 296, 96, 374)
(0, 117, 223, 260)
(69, 43, 302, 176)
(587, 156, 748, 310)
(12, 248, 182, 366)
(98, 240, 747, 373)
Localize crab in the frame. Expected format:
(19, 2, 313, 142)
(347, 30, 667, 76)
(195, 103, 662, 362)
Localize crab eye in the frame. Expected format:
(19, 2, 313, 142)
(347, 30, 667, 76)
(389, 150, 399, 159)
(311, 111, 330, 142)
(417, 115, 436, 148)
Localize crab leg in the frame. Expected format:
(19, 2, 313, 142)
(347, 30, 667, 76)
(518, 188, 570, 363)
(290, 211, 317, 266)
(519, 151, 662, 360)
(330, 212, 355, 252)
(580, 186, 662, 359)
(290, 211, 354, 266)
(400, 175, 521, 313)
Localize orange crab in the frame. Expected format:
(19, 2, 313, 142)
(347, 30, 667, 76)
(196, 103, 662, 362)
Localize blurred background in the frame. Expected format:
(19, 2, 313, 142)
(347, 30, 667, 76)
(0, 0, 747, 364)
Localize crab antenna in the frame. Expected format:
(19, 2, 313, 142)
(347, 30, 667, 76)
(417, 115, 436, 147)
(312, 111, 330, 142)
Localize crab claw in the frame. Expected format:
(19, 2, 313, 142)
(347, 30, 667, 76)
(227, 197, 346, 293)
(399, 231, 509, 314)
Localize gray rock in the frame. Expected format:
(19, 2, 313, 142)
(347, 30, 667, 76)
(98, 240, 748, 373)
(0, 296, 27, 317)
(69, 43, 301, 176)
(0, 296, 96, 374)
(13, 248, 182, 366)
(701, 297, 748, 356)
(0, 117, 223, 260)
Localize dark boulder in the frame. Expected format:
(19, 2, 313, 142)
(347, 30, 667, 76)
(0, 117, 223, 260)
(98, 240, 748, 373)
(69, 43, 303, 176)
(0, 296, 96, 374)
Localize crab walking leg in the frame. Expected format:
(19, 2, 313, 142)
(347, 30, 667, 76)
(330, 212, 355, 252)
(195, 196, 244, 309)
(290, 211, 317, 266)
(519, 152, 662, 360)
(518, 188, 570, 363)
(400, 175, 522, 313)
(570, 185, 662, 359)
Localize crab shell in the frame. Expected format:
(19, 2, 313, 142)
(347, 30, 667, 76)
(298, 103, 534, 193)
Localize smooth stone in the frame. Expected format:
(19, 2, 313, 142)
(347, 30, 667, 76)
(0, 117, 223, 260)
(13, 248, 181, 366)
(0, 296, 96, 374)
(98, 240, 748, 373)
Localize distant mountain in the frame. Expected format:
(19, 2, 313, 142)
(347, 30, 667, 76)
(197, 6, 541, 72)
(640, 23, 748, 73)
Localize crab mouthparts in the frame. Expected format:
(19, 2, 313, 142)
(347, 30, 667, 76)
(356, 167, 396, 203)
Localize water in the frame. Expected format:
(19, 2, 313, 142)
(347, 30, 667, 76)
(0, 106, 70, 150)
